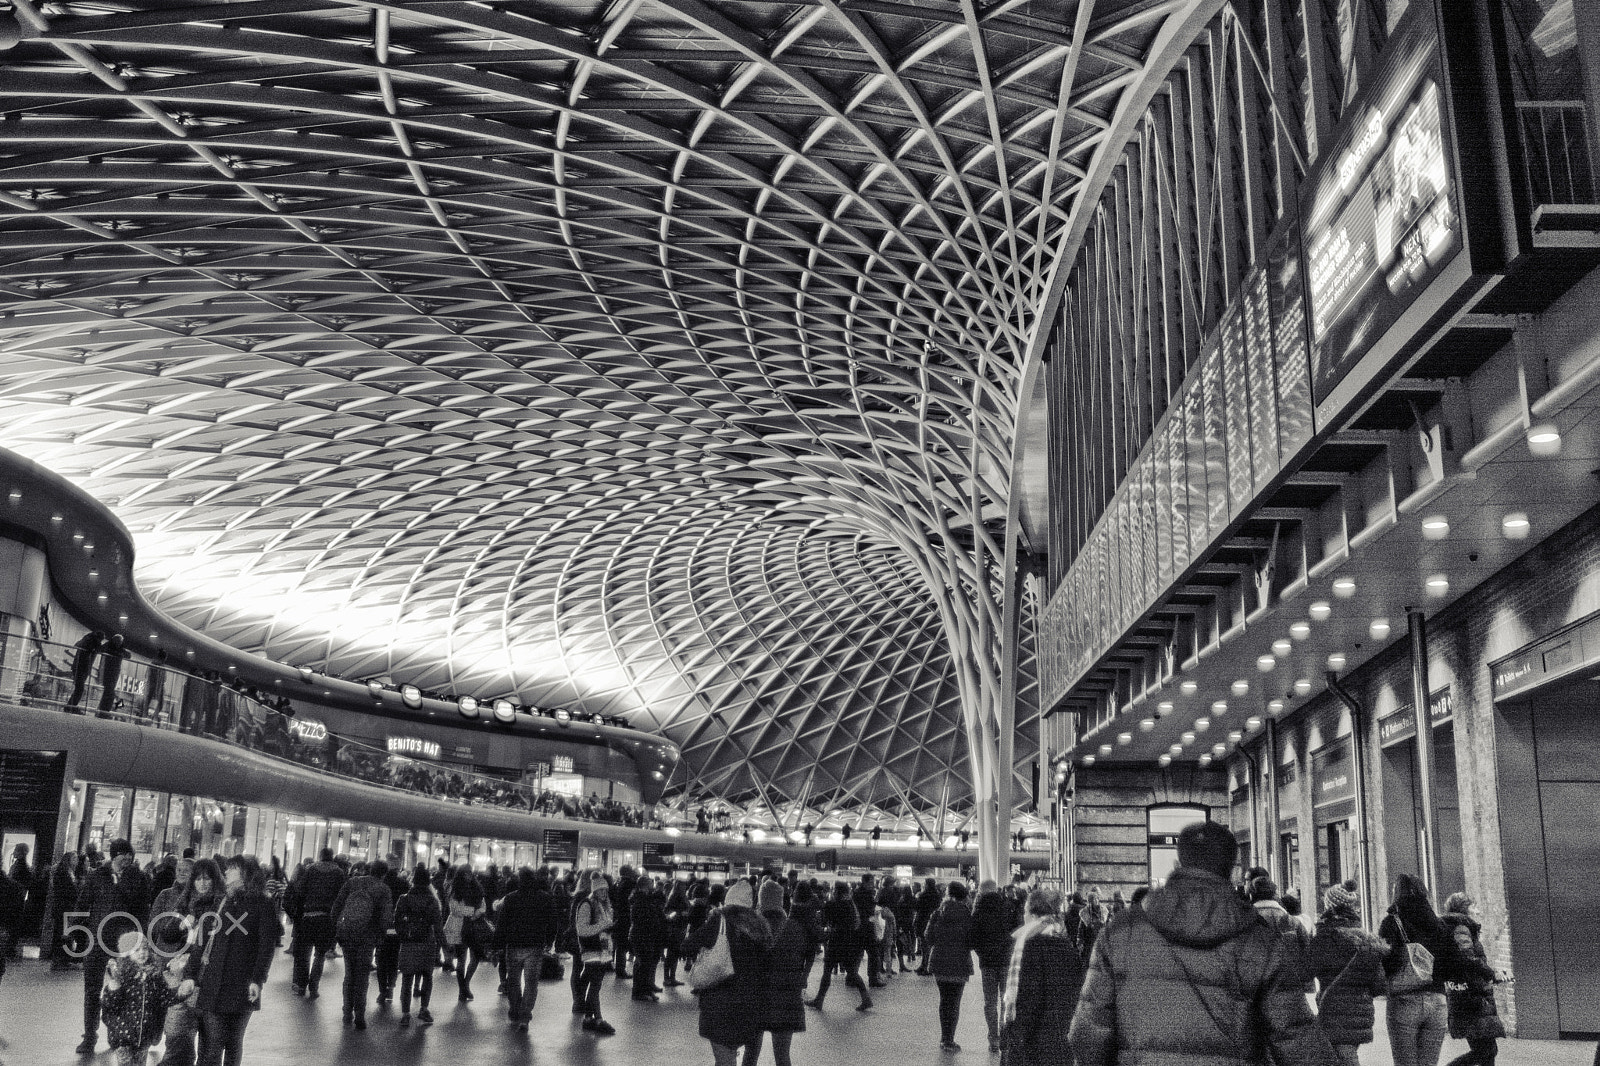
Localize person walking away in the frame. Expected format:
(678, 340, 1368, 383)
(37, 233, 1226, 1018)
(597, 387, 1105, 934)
(101, 931, 177, 1066)
(1311, 881, 1388, 1066)
(1251, 876, 1314, 993)
(663, 882, 692, 987)
(286, 847, 345, 998)
(1069, 821, 1338, 1066)
(746, 879, 805, 1066)
(66, 630, 104, 711)
(572, 869, 617, 1035)
(926, 880, 975, 1052)
(156, 859, 224, 1066)
(443, 866, 487, 1001)
(48, 849, 81, 970)
(181, 855, 281, 1066)
(914, 878, 941, 974)
(1000, 887, 1084, 1066)
(684, 879, 772, 1066)
(0, 865, 24, 989)
(9, 842, 34, 953)
(1440, 895, 1506, 1066)
(375, 861, 410, 1006)
(805, 881, 871, 1011)
(76, 837, 153, 1055)
(629, 879, 668, 1000)
(394, 865, 443, 1027)
(97, 633, 130, 716)
(788, 882, 824, 987)
(612, 864, 638, 981)
(851, 875, 884, 988)
(1381, 874, 1465, 1066)
(331, 860, 393, 1029)
(493, 867, 560, 1032)
(971, 879, 1020, 1053)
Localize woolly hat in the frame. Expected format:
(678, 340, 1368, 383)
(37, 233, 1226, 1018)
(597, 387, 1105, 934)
(1325, 882, 1359, 912)
(757, 880, 786, 913)
(725, 879, 755, 909)
(117, 930, 143, 956)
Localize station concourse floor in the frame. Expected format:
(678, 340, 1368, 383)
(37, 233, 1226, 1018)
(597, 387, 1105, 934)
(1, 954, 1594, 1066)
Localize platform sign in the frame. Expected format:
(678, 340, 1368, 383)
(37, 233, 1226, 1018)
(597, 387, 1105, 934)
(1304, 1, 1462, 410)
(542, 828, 580, 864)
(814, 848, 838, 872)
(1378, 688, 1454, 747)
(642, 841, 675, 871)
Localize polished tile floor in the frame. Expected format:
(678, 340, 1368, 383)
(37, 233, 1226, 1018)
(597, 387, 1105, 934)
(0, 954, 1593, 1066)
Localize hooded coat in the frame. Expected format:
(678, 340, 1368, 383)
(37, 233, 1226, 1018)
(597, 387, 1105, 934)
(1068, 868, 1338, 1066)
(971, 891, 1019, 970)
(1378, 893, 1461, 996)
(1439, 914, 1505, 1041)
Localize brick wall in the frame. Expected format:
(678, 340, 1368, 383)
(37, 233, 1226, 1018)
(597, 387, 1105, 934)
(1269, 499, 1600, 1035)
(1071, 764, 1227, 895)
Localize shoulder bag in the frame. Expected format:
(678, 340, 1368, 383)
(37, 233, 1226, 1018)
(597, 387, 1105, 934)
(1388, 918, 1434, 995)
(688, 914, 734, 991)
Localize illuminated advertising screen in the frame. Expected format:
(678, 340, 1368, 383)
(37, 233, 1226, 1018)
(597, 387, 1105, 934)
(1303, 3, 1461, 406)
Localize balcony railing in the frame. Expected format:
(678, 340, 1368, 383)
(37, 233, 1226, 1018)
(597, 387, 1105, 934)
(1517, 100, 1598, 208)
(0, 635, 658, 831)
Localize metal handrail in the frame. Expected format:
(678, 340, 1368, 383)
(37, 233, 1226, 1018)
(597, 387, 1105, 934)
(3, 634, 660, 831)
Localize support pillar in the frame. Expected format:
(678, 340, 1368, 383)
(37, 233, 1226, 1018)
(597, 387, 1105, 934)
(1327, 671, 1376, 930)
(1407, 608, 1443, 898)
(978, 557, 1025, 885)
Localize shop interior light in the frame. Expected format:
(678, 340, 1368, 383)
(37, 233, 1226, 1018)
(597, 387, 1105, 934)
(1527, 423, 1561, 456)
(1098, 743, 1114, 755)
(1157, 700, 1175, 716)
(1257, 654, 1277, 672)
(1212, 743, 1227, 756)
(1293, 678, 1313, 696)
(1268, 698, 1285, 713)
(553, 706, 570, 724)
(1158, 754, 1172, 767)
(1139, 717, 1156, 732)
(457, 695, 479, 718)
(1082, 755, 1096, 766)
(1272, 638, 1292, 657)
(1327, 652, 1347, 670)
(1502, 512, 1530, 540)
(1198, 754, 1212, 766)
(1181, 731, 1197, 744)
(1426, 573, 1450, 596)
(1169, 744, 1184, 756)
(1211, 700, 1228, 715)
(400, 684, 422, 709)
(493, 699, 516, 723)
(1421, 515, 1450, 540)
(50, 513, 62, 524)
(1180, 679, 1199, 696)
(1245, 716, 1263, 730)
(1228, 730, 1243, 742)
(1194, 717, 1211, 732)
(1291, 620, 1313, 639)
(1332, 577, 1356, 598)
(1370, 618, 1392, 640)
(1309, 600, 1332, 621)
(1117, 732, 1133, 745)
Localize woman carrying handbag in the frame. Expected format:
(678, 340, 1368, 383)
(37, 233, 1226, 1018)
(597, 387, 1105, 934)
(1379, 875, 1464, 1066)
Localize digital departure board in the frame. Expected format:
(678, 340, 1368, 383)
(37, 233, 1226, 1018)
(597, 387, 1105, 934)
(1304, 3, 1460, 405)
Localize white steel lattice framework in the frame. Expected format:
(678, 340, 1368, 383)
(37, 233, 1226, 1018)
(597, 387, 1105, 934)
(0, 0, 1219, 879)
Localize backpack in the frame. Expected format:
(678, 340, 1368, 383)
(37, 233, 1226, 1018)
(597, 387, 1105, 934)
(337, 884, 376, 941)
(395, 896, 431, 943)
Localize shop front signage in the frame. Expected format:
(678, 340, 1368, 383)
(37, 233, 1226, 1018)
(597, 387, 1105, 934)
(550, 754, 575, 774)
(542, 828, 580, 864)
(1379, 688, 1454, 747)
(386, 736, 440, 760)
(1491, 611, 1600, 701)
(1303, 1, 1463, 414)
(1311, 740, 1356, 807)
(289, 718, 327, 742)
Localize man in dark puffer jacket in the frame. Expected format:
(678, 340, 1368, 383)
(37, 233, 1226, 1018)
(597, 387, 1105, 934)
(1069, 822, 1337, 1066)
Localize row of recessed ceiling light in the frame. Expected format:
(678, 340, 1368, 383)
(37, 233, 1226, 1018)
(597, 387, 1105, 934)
(1081, 502, 1539, 771)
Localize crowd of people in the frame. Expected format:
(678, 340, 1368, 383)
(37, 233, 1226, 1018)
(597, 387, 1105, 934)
(0, 820, 1525, 1066)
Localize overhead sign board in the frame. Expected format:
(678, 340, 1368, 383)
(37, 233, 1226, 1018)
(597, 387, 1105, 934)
(386, 736, 440, 760)
(542, 828, 581, 864)
(1378, 688, 1454, 747)
(1311, 740, 1356, 807)
(1304, 2, 1463, 411)
(642, 841, 675, 870)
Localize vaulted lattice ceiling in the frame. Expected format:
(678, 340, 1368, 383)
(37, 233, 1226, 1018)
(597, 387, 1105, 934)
(0, 0, 1207, 823)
